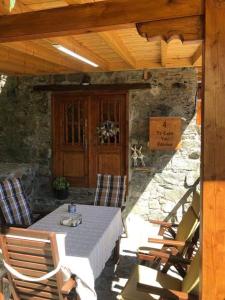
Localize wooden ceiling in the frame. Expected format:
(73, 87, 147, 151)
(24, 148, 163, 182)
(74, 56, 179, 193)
(0, 0, 203, 75)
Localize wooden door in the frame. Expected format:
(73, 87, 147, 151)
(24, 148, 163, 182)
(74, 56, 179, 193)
(52, 94, 89, 186)
(52, 92, 127, 187)
(89, 93, 127, 187)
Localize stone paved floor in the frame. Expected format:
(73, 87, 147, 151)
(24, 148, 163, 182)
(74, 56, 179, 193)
(2, 214, 158, 300)
(95, 214, 159, 300)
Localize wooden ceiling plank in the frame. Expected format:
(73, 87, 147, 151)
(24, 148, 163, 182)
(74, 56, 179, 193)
(137, 16, 203, 43)
(0, 44, 73, 74)
(98, 31, 136, 68)
(192, 44, 202, 66)
(4, 41, 83, 72)
(0, 0, 204, 42)
(160, 40, 168, 67)
(49, 36, 109, 71)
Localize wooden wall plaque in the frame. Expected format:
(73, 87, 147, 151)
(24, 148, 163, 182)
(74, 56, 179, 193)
(149, 117, 182, 150)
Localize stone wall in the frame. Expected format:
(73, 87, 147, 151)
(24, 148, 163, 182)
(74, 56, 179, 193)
(0, 69, 200, 219)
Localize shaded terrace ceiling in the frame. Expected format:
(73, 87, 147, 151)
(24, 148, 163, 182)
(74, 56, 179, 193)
(0, 0, 203, 75)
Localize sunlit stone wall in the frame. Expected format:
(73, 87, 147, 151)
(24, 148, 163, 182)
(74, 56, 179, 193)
(0, 68, 200, 218)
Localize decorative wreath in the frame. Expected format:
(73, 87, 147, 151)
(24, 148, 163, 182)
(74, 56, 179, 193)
(96, 120, 120, 143)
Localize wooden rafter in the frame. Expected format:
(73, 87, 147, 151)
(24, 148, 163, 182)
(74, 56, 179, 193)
(192, 44, 202, 66)
(98, 31, 136, 69)
(137, 16, 203, 43)
(0, 0, 203, 42)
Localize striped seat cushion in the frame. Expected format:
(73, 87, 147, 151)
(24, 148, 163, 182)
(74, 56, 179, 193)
(94, 174, 126, 208)
(0, 178, 32, 226)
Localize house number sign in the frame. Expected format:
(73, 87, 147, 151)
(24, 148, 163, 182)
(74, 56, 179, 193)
(149, 117, 182, 150)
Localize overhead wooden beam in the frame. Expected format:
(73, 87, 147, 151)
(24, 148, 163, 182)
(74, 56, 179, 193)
(137, 16, 203, 43)
(0, 0, 203, 42)
(202, 0, 225, 299)
(99, 31, 136, 68)
(160, 40, 168, 67)
(192, 44, 202, 66)
(33, 83, 151, 92)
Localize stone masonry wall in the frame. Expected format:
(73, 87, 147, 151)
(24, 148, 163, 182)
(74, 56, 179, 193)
(0, 69, 200, 218)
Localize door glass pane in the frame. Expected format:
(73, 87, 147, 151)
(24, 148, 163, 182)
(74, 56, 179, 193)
(64, 104, 73, 144)
(64, 100, 85, 146)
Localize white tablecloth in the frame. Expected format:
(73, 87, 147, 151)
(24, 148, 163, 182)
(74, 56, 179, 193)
(30, 204, 123, 300)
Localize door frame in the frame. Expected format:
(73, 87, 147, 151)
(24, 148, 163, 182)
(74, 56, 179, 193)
(51, 90, 129, 187)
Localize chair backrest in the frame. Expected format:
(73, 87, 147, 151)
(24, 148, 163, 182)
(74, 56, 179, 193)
(94, 174, 126, 207)
(0, 178, 32, 226)
(0, 227, 65, 300)
(182, 249, 200, 295)
(175, 191, 200, 251)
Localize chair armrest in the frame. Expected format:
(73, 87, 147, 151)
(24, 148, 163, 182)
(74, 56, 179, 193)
(61, 278, 77, 295)
(1, 223, 28, 229)
(138, 249, 170, 262)
(149, 220, 178, 227)
(137, 283, 190, 300)
(138, 249, 191, 265)
(148, 238, 185, 247)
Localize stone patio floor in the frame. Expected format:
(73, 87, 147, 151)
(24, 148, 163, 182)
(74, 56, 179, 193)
(96, 214, 159, 300)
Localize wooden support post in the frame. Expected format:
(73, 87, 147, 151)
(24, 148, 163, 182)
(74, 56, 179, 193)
(202, 0, 225, 299)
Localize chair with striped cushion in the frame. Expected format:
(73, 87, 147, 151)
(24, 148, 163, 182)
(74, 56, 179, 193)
(94, 174, 127, 208)
(0, 177, 33, 227)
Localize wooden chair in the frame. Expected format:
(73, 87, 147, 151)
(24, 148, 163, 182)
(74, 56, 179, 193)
(139, 224, 200, 278)
(0, 227, 77, 300)
(149, 191, 200, 239)
(118, 250, 200, 300)
(94, 174, 127, 208)
(137, 192, 200, 277)
(0, 178, 49, 232)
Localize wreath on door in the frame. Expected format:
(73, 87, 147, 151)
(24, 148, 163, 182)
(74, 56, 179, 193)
(96, 120, 120, 144)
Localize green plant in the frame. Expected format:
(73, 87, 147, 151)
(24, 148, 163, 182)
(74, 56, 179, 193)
(52, 176, 70, 190)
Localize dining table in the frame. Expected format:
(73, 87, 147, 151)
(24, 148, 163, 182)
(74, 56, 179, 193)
(30, 204, 123, 300)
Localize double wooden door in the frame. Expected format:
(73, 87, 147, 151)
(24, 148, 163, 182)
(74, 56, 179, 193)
(52, 92, 127, 187)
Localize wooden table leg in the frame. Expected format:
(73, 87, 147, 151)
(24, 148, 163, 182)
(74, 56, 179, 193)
(113, 238, 120, 263)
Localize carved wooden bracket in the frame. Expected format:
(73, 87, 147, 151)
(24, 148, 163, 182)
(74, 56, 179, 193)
(136, 16, 203, 43)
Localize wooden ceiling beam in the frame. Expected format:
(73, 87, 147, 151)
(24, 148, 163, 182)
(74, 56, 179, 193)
(33, 83, 151, 92)
(137, 16, 203, 43)
(98, 31, 136, 69)
(192, 44, 202, 66)
(0, 0, 203, 42)
(136, 57, 195, 69)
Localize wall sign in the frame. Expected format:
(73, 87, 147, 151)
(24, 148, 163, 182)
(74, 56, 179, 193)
(149, 117, 182, 150)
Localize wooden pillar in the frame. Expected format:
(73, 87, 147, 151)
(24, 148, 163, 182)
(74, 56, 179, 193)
(202, 0, 225, 299)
